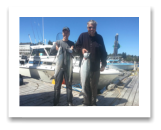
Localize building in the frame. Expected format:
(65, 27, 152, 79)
(19, 43, 32, 56)
(19, 42, 48, 56)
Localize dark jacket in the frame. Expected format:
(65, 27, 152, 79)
(75, 32, 107, 71)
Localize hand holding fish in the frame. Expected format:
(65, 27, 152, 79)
(100, 66, 105, 71)
(56, 43, 59, 51)
(70, 46, 74, 50)
(82, 48, 88, 54)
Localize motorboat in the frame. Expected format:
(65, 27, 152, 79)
(19, 55, 28, 65)
(72, 57, 122, 90)
(106, 56, 134, 70)
(19, 44, 57, 82)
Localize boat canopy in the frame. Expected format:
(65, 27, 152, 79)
(30, 45, 57, 56)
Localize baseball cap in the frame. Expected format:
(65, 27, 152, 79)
(62, 27, 70, 32)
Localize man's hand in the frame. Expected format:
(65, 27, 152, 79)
(70, 46, 74, 50)
(56, 45, 59, 51)
(55, 43, 59, 51)
(82, 48, 88, 54)
(100, 66, 105, 72)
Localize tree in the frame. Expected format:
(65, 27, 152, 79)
(48, 40, 53, 45)
(125, 52, 127, 59)
(106, 52, 108, 59)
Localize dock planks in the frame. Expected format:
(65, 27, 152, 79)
(20, 72, 139, 106)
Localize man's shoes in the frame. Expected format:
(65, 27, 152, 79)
(68, 103, 74, 106)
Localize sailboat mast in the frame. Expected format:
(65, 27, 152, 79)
(42, 17, 44, 44)
(28, 34, 32, 44)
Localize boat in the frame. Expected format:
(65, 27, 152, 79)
(72, 57, 122, 90)
(19, 55, 28, 65)
(19, 44, 57, 82)
(106, 56, 134, 70)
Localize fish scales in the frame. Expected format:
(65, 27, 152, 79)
(80, 53, 90, 96)
(50, 46, 63, 79)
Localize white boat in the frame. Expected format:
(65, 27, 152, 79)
(107, 56, 134, 70)
(19, 55, 28, 65)
(19, 45, 57, 82)
(72, 57, 122, 90)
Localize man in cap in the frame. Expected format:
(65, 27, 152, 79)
(75, 20, 107, 106)
(53, 27, 74, 106)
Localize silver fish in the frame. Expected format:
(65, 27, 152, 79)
(50, 46, 63, 79)
(80, 53, 90, 96)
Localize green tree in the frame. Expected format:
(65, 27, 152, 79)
(48, 40, 53, 45)
(122, 52, 126, 59)
(106, 52, 108, 59)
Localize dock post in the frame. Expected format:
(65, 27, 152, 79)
(133, 61, 136, 71)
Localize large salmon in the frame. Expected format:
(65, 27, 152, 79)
(80, 53, 90, 96)
(50, 46, 63, 79)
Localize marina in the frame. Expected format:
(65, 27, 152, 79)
(20, 68, 139, 106)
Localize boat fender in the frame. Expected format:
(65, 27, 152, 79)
(107, 84, 116, 91)
(20, 74, 23, 85)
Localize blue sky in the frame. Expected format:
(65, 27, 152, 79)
(20, 17, 139, 56)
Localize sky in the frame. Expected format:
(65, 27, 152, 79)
(20, 17, 139, 56)
(8, 6, 151, 117)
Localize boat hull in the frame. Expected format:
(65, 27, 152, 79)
(19, 65, 55, 83)
(73, 67, 121, 90)
(107, 63, 134, 70)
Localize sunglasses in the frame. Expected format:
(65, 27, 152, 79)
(88, 27, 96, 29)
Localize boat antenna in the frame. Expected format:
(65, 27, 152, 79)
(31, 20, 37, 44)
(38, 22, 43, 43)
(28, 34, 32, 44)
(42, 17, 44, 44)
(35, 20, 40, 44)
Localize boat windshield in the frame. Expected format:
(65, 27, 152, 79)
(31, 48, 47, 56)
(48, 48, 57, 56)
(45, 48, 51, 55)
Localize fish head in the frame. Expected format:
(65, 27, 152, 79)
(83, 53, 90, 59)
(57, 46, 63, 56)
(66, 47, 73, 54)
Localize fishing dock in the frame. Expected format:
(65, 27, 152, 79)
(20, 69, 139, 106)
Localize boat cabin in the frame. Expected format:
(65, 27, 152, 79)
(27, 45, 57, 66)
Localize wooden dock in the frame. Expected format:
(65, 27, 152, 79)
(20, 71, 139, 106)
